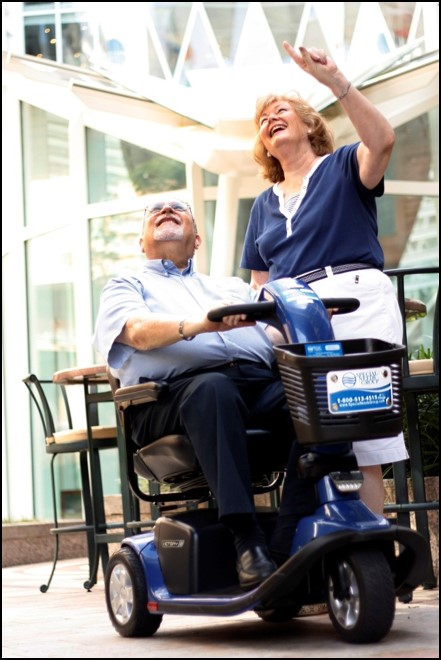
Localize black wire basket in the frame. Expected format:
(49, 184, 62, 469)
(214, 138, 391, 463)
(274, 338, 405, 445)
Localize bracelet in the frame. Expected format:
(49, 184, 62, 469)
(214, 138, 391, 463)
(336, 81, 351, 101)
(178, 319, 195, 341)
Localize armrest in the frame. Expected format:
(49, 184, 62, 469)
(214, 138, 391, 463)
(113, 380, 168, 410)
(404, 297, 427, 321)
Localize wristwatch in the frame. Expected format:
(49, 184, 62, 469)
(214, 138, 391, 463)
(178, 319, 195, 341)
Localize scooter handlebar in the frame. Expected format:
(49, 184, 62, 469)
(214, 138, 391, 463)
(207, 301, 276, 322)
(207, 298, 359, 322)
(321, 298, 360, 314)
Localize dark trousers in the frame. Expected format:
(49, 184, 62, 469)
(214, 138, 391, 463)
(130, 362, 317, 541)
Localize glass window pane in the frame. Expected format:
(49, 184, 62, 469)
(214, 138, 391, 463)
(24, 16, 56, 60)
(379, 107, 439, 268)
(202, 169, 219, 186)
(26, 229, 77, 377)
(86, 129, 186, 202)
(21, 104, 69, 228)
(24, 2, 55, 8)
(387, 110, 438, 183)
(61, 13, 92, 67)
(301, 5, 329, 55)
(234, 198, 255, 281)
(204, 2, 249, 65)
(149, 2, 192, 75)
(179, 11, 220, 85)
(26, 227, 80, 520)
(343, 2, 361, 52)
(261, 2, 304, 61)
(90, 211, 145, 320)
(378, 195, 439, 269)
(147, 36, 166, 78)
(379, 2, 416, 46)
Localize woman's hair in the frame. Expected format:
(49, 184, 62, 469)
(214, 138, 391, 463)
(253, 92, 334, 183)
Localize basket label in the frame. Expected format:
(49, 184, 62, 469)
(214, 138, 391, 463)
(327, 366, 393, 414)
(305, 341, 343, 357)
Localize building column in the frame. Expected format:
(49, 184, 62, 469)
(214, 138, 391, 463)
(210, 174, 239, 277)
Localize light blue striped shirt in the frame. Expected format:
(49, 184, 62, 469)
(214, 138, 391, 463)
(92, 259, 275, 386)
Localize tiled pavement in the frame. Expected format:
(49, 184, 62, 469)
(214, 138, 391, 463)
(2, 557, 439, 659)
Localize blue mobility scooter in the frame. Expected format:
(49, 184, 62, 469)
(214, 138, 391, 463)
(105, 278, 431, 644)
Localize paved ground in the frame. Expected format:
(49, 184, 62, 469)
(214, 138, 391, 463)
(2, 557, 439, 658)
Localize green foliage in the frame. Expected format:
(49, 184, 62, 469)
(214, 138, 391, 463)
(410, 345, 433, 360)
(121, 141, 186, 194)
(405, 345, 438, 476)
(384, 345, 439, 478)
(410, 393, 439, 476)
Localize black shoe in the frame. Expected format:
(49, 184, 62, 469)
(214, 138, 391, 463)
(237, 546, 277, 590)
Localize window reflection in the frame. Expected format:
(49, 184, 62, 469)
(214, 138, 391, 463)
(90, 212, 145, 321)
(24, 16, 56, 61)
(260, 2, 304, 62)
(379, 2, 416, 47)
(204, 2, 248, 65)
(149, 2, 192, 75)
(23, 4, 92, 67)
(86, 130, 186, 202)
(380, 107, 439, 269)
(61, 13, 92, 67)
(25, 228, 85, 521)
(26, 229, 77, 378)
(179, 11, 220, 85)
(21, 104, 69, 228)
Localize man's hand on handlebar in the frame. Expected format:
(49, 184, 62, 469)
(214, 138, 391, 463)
(205, 300, 257, 332)
(203, 296, 360, 336)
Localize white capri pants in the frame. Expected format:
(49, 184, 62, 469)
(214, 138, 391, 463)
(309, 267, 408, 467)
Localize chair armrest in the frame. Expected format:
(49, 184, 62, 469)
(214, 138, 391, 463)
(404, 298, 427, 321)
(114, 381, 168, 410)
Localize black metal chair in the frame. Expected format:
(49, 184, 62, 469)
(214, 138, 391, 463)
(384, 266, 439, 587)
(23, 373, 118, 592)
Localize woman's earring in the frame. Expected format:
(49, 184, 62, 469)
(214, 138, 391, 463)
(267, 151, 271, 158)
(307, 129, 311, 134)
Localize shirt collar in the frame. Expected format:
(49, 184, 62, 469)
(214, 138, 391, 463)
(142, 258, 195, 277)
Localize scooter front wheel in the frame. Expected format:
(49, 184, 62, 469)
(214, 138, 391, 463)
(105, 546, 163, 637)
(327, 548, 395, 644)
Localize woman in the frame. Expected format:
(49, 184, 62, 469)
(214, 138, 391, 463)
(240, 43, 408, 522)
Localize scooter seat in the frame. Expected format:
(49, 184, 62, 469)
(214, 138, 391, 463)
(133, 429, 287, 487)
(134, 434, 201, 483)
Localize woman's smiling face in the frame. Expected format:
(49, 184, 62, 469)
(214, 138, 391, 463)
(258, 101, 306, 150)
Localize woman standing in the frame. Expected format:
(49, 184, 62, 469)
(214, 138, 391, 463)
(240, 43, 407, 528)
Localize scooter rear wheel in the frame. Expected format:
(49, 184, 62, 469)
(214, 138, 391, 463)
(105, 546, 163, 637)
(327, 548, 395, 643)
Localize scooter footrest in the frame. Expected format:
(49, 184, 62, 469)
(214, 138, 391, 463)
(329, 470, 363, 492)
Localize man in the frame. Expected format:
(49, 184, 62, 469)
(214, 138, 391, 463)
(93, 199, 314, 587)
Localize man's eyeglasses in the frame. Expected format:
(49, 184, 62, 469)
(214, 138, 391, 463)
(144, 200, 192, 216)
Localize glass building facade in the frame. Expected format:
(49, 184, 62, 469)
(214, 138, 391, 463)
(2, 2, 439, 521)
